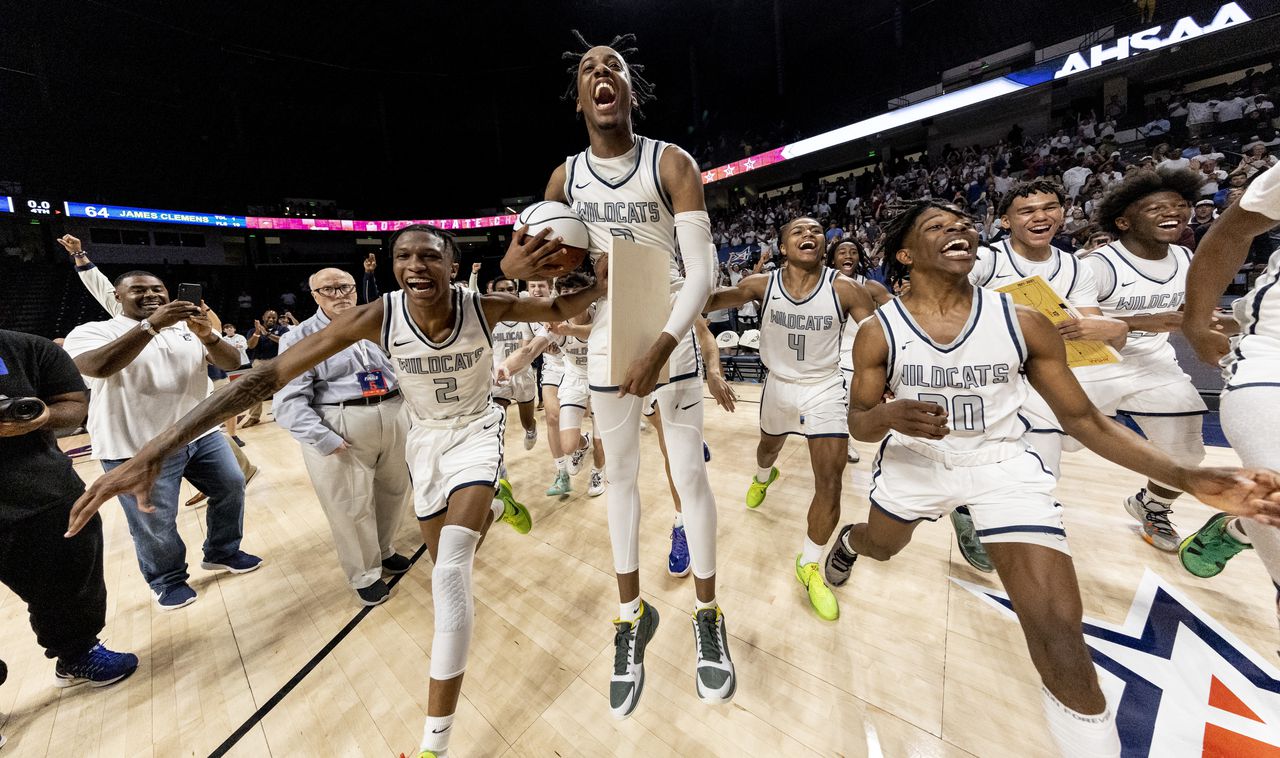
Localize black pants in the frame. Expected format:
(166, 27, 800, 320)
(0, 498, 106, 661)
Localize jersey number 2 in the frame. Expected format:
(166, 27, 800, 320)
(434, 377, 459, 404)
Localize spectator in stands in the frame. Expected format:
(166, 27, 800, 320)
(242, 310, 289, 427)
(1104, 94, 1125, 122)
(63, 272, 260, 609)
(1187, 94, 1215, 138)
(1240, 140, 1278, 177)
(1214, 90, 1249, 136)
(1167, 96, 1189, 140)
(1216, 170, 1249, 208)
(279, 290, 297, 312)
(273, 267, 412, 607)
(1189, 199, 1218, 247)
(1139, 114, 1171, 144)
(1062, 158, 1093, 200)
(1246, 94, 1274, 126)
(1159, 147, 1190, 172)
(0, 328, 139, 689)
(1194, 157, 1227, 198)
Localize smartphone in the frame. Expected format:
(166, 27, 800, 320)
(176, 283, 202, 305)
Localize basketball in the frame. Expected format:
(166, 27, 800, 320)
(515, 200, 590, 277)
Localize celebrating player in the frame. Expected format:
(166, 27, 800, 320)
(500, 31, 731, 719)
(64, 225, 606, 758)
(821, 200, 1280, 757)
(489, 277, 540, 451)
(705, 216, 877, 620)
(828, 238, 892, 466)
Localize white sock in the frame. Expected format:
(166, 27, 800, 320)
(801, 536, 823, 566)
(1227, 517, 1253, 544)
(421, 713, 455, 754)
(755, 466, 773, 483)
(1141, 488, 1174, 510)
(673, 512, 685, 528)
(695, 596, 716, 611)
(619, 597, 641, 623)
(1040, 687, 1119, 758)
(555, 456, 568, 472)
(490, 497, 505, 520)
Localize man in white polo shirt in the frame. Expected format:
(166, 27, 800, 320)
(64, 271, 262, 611)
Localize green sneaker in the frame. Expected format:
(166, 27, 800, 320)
(746, 467, 779, 509)
(949, 507, 994, 573)
(1179, 512, 1251, 578)
(545, 470, 571, 497)
(496, 479, 532, 534)
(795, 555, 839, 621)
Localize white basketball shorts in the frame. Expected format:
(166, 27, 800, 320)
(760, 371, 848, 438)
(405, 405, 504, 521)
(559, 369, 591, 430)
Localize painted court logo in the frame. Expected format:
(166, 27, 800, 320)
(956, 571, 1280, 756)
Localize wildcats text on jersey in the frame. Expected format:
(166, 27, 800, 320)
(396, 348, 486, 375)
(768, 311, 835, 331)
(900, 363, 1011, 389)
(574, 201, 661, 225)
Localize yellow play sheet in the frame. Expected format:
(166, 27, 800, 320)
(996, 275, 1120, 368)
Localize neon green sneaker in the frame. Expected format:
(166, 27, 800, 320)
(496, 479, 532, 535)
(1179, 512, 1252, 578)
(746, 467, 779, 509)
(795, 555, 839, 621)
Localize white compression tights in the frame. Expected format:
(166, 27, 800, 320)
(593, 382, 718, 580)
(1130, 413, 1207, 491)
(1221, 387, 1280, 592)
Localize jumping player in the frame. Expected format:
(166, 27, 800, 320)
(1077, 169, 1211, 552)
(704, 216, 877, 620)
(489, 277, 540, 451)
(820, 201, 1280, 757)
(1179, 165, 1280, 604)
(500, 32, 731, 718)
(66, 225, 607, 758)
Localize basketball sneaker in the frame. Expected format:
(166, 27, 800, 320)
(568, 432, 593, 476)
(610, 601, 660, 720)
(1179, 512, 1252, 578)
(847, 439, 860, 464)
(691, 607, 736, 704)
(948, 507, 994, 573)
(54, 643, 139, 688)
(545, 470, 571, 497)
(523, 427, 538, 451)
(668, 525, 690, 577)
(746, 467, 778, 509)
(587, 468, 606, 497)
(796, 555, 839, 621)
(496, 479, 532, 534)
(1124, 490, 1180, 552)
(824, 524, 858, 586)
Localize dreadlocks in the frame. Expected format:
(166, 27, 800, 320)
(560, 29, 656, 117)
(826, 238, 871, 279)
(877, 200, 971, 290)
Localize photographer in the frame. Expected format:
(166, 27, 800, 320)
(0, 329, 137, 689)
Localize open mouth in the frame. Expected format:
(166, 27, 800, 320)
(839, 260, 855, 273)
(141, 298, 163, 309)
(1028, 223, 1054, 235)
(798, 238, 819, 251)
(592, 80, 617, 109)
(940, 238, 972, 259)
(1156, 220, 1181, 230)
(405, 276, 436, 294)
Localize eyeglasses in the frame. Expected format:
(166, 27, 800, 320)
(312, 284, 357, 297)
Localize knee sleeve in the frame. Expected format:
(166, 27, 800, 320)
(594, 391, 643, 574)
(1027, 431, 1064, 480)
(560, 403, 586, 431)
(430, 525, 479, 680)
(656, 385, 718, 579)
(1133, 414, 1206, 470)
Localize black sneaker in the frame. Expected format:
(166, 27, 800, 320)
(692, 607, 735, 704)
(381, 553, 412, 574)
(610, 601, 659, 720)
(357, 580, 391, 607)
(201, 550, 263, 574)
(54, 643, 139, 688)
(823, 524, 859, 587)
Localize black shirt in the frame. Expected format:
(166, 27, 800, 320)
(0, 329, 87, 523)
(252, 323, 290, 360)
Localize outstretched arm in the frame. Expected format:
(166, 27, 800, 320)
(705, 273, 768, 312)
(695, 317, 735, 412)
(66, 301, 385, 535)
(483, 256, 607, 324)
(500, 334, 553, 378)
(1022, 305, 1280, 522)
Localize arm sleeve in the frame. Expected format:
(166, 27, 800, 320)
(663, 210, 715, 340)
(271, 332, 346, 454)
(77, 264, 122, 317)
(467, 271, 479, 292)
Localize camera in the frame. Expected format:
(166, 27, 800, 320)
(0, 394, 46, 423)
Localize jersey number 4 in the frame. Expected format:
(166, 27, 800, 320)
(917, 392, 985, 432)
(788, 333, 805, 362)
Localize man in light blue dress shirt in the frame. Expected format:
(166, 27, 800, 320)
(274, 266, 412, 606)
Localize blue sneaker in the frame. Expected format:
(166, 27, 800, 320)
(201, 551, 263, 574)
(703, 441, 711, 462)
(154, 583, 197, 611)
(668, 525, 690, 577)
(54, 643, 139, 688)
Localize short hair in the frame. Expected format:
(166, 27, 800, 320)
(113, 270, 158, 287)
(561, 30, 656, 117)
(491, 276, 516, 290)
(997, 179, 1067, 217)
(877, 200, 971, 289)
(826, 238, 870, 278)
(1093, 168, 1204, 234)
(556, 271, 592, 292)
(388, 224, 458, 259)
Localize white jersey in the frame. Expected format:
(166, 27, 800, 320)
(971, 240, 1098, 310)
(555, 333, 590, 377)
(838, 273, 865, 372)
(532, 322, 563, 371)
(877, 287, 1028, 458)
(380, 288, 493, 422)
(1083, 241, 1192, 365)
(1233, 164, 1280, 350)
(564, 135, 680, 285)
(760, 268, 845, 383)
(492, 320, 535, 377)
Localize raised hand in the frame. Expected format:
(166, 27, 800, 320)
(56, 234, 85, 256)
(149, 300, 202, 329)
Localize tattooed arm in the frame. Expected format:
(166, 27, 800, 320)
(66, 300, 385, 535)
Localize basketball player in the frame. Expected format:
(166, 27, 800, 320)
(1179, 166, 1280, 601)
(489, 277, 539, 451)
(704, 216, 877, 621)
(828, 238, 891, 466)
(66, 225, 607, 758)
(525, 279, 573, 495)
(500, 32, 731, 718)
(952, 179, 1128, 572)
(820, 200, 1280, 757)
(1077, 169, 1211, 552)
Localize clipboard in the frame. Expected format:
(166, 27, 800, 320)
(996, 275, 1120, 368)
(607, 237, 673, 385)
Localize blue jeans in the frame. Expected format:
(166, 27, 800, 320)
(103, 432, 246, 593)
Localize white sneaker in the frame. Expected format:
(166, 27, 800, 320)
(568, 432, 593, 475)
(588, 468, 606, 497)
(610, 601, 659, 719)
(847, 439, 860, 464)
(523, 427, 538, 450)
(692, 607, 736, 704)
